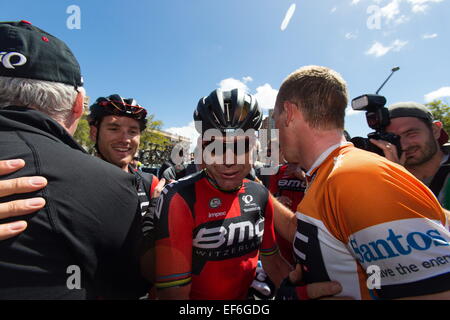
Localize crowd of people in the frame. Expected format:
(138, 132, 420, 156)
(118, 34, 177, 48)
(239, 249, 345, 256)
(0, 20, 449, 300)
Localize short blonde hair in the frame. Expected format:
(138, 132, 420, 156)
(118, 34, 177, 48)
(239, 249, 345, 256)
(276, 65, 348, 130)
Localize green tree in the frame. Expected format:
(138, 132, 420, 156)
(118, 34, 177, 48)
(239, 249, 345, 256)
(73, 114, 95, 153)
(426, 100, 450, 139)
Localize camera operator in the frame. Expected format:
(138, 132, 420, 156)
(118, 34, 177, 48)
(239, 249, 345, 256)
(370, 101, 450, 209)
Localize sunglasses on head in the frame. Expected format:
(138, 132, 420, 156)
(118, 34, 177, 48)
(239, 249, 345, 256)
(99, 100, 146, 116)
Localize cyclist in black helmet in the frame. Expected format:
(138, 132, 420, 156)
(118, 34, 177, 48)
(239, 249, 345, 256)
(88, 95, 164, 297)
(88, 94, 147, 171)
(151, 88, 340, 300)
(88, 95, 161, 214)
(158, 89, 263, 185)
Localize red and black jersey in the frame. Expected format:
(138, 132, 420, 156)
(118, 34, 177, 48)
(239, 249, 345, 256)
(268, 164, 306, 211)
(268, 164, 306, 265)
(154, 170, 279, 300)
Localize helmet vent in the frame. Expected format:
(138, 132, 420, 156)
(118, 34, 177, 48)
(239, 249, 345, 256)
(212, 110, 221, 126)
(225, 102, 231, 123)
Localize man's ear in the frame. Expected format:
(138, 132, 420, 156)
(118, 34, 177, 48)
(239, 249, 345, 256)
(64, 89, 86, 136)
(72, 90, 85, 120)
(283, 101, 298, 127)
(432, 121, 443, 140)
(89, 125, 97, 142)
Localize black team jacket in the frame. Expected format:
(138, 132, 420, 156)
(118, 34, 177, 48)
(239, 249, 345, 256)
(0, 106, 148, 299)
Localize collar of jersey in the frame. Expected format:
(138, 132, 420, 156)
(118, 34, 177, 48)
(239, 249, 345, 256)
(204, 169, 243, 193)
(306, 142, 352, 178)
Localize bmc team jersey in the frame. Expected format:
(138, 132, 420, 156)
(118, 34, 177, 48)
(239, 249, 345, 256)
(154, 170, 279, 300)
(131, 168, 159, 217)
(268, 164, 306, 265)
(268, 164, 306, 211)
(294, 143, 450, 299)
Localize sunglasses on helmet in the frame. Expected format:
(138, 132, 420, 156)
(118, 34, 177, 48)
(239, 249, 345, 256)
(99, 100, 147, 117)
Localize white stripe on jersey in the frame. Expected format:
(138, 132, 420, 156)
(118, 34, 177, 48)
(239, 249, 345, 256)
(296, 231, 309, 243)
(295, 212, 362, 299)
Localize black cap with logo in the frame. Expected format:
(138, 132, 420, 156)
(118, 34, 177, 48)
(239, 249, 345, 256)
(0, 20, 83, 88)
(388, 101, 433, 123)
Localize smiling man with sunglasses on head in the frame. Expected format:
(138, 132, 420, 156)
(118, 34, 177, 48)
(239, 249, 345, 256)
(88, 95, 160, 217)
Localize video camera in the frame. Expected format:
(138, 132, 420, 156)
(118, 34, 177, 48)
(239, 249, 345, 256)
(350, 67, 402, 158)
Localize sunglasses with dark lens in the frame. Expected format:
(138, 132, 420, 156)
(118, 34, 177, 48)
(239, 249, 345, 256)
(99, 100, 146, 115)
(202, 139, 251, 156)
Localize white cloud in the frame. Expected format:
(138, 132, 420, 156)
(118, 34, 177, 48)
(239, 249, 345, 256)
(366, 42, 391, 57)
(254, 84, 278, 110)
(422, 33, 438, 39)
(281, 4, 296, 31)
(345, 32, 358, 39)
(351, 0, 361, 5)
(391, 39, 408, 51)
(166, 121, 200, 152)
(408, 0, 444, 13)
(330, 6, 337, 13)
(366, 39, 408, 57)
(393, 14, 410, 25)
(380, 0, 402, 22)
(424, 87, 450, 102)
(218, 77, 249, 92)
(218, 78, 279, 110)
(375, 0, 410, 25)
(216, 77, 278, 110)
(368, 0, 442, 28)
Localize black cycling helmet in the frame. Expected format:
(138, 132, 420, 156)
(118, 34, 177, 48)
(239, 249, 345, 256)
(194, 88, 263, 134)
(88, 94, 148, 131)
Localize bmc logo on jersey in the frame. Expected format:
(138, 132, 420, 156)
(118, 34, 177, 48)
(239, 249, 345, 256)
(350, 228, 449, 264)
(278, 179, 306, 190)
(193, 217, 264, 249)
(0, 52, 27, 69)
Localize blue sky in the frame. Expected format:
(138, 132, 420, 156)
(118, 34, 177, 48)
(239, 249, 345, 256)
(2, 0, 449, 145)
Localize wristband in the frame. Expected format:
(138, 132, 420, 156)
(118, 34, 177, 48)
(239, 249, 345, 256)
(275, 277, 310, 300)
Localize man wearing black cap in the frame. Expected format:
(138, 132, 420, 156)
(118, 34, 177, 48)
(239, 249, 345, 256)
(0, 21, 148, 299)
(370, 102, 450, 209)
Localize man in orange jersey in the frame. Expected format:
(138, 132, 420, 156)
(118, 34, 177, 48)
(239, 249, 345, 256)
(272, 65, 450, 300)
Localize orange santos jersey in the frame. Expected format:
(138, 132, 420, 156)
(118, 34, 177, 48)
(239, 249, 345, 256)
(294, 143, 450, 299)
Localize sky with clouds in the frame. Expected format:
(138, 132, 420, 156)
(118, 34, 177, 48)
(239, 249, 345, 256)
(2, 0, 449, 148)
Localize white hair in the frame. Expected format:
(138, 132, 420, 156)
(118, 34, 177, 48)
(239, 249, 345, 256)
(0, 76, 81, 122)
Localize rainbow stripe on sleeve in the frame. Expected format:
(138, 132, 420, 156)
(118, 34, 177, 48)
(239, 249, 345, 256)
(259, 245, 279, 256)
(155, 272, 192, 289)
